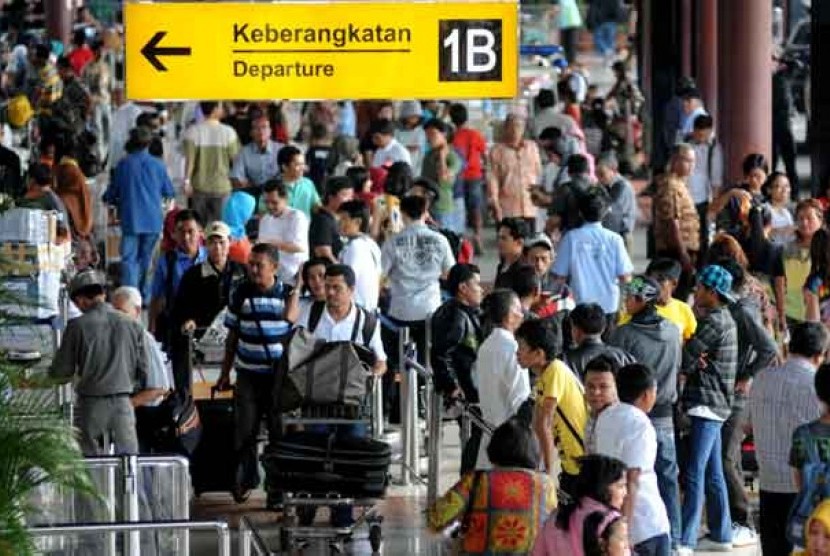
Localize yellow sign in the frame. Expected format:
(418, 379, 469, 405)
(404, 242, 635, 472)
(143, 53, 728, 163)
(124, 1, 518, 101)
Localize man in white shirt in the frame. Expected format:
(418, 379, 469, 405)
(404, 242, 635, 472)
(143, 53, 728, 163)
(370, 118, 412, 168)
(337, 199, 381, 311)
(109, 86, 145, 169)
(258, 179, 309, 285)
(679, 88, 708, 141)
(593, 363, 671, 554)
(686, 114, 722, 261)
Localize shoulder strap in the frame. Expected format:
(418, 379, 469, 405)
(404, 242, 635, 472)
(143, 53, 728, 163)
(707, 137, 717, 181)
(360, 308, 378, 345)
(461, 471, 483, 534)
(308, 300, 326, 333)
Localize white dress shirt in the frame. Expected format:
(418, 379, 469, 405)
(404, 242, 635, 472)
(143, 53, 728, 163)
(340, 234, 382, 311)
(258, 206, 309, 285)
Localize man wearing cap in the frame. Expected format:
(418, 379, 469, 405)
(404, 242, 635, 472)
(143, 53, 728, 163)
(171, 221, 246, 395)
(608, 274, 683, 547)
(49, 270, 148, 455)
(104, 125, 175, 301)
(677, 264, 738, 553)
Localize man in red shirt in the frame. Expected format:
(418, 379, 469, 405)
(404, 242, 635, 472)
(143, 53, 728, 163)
(67, 29, 94, 76)
(450, 103, 488, 254)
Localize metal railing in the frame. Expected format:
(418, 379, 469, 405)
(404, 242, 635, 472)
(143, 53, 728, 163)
(27, 520, 231, 556)
(239, 516, 273, 556)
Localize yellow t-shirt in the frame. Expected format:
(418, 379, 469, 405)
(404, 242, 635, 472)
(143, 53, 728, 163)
(533, 359, 587, 477)
(618, 299, 697, 341)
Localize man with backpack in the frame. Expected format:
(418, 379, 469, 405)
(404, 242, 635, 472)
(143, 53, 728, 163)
(686, 114, 723, 263)
(748, 322, 828, 556)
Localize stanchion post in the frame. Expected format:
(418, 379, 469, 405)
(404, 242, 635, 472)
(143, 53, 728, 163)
(406, 339, 420, 484)
(372, 374, 384, 439)
(398, 326, 411, 485)
(427, 381, 442, 506)
(121, 455, 140, 556)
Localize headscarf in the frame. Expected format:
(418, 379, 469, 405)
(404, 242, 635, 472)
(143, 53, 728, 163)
(222, 191, 256, 240)
(54, 157, 93, 238)
(802, 499, 830, 555)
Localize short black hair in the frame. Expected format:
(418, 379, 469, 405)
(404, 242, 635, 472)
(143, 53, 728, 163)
(56, 55, 72, 70)
(72, 28, 87, 47)
(175, 209, 202, 227)
(199, 102, 219, 117)
(400, 194, 427, 219)
(498, 217, 529, 241)
(370, 118, 395, 136)
(251, 242, 280, 265)
(72, 284, 105, 300)
(345, 166, 370, 193)
(645, 258, 682, 282)
(324, 176, 354, 202)
(567, 154, 589, 176)
(509, 265, 540, 299)
(136, 112, 160, 128)
(277, 145, 302, 169)
(536, 88, 557, 110)
(816, 363, 830, 407)
(310, 122, 329, 140)
(34, 44, 51, 61)
(326, 264, 356, 288)
(516, 319, 559, 361)
(742, 153, 769, 177)
(448, 103, 468, 127)
(556, 454, 627, 529)
(486, 417, 540, 469)
(569, 303, 607, 335)
(584, 354, 619, 377)
(482, 288, 518, 327)
(301, 257, 330, 291)
(579, 188, 609, 223)
(423, 118, 447, 134)
(337, 199, 370, 233)
(789, 322, 829, 358)
(446, 263, 480, 296)
(616, 363, 656, 404)
(28, 163, 52, 187)
(693, 114, 714, 130)
(262, 179, 288, 198)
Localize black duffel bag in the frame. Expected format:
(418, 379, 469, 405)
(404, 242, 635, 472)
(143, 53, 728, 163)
(261, 431, 391, 499)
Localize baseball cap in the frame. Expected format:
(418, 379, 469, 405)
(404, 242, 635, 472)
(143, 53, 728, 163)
(623, 274, 661, 303)
(698, 264, 735, 303)
(525, 233, 553, 252)
(69, 269, 106, 297)
(205, 221, 231, 240)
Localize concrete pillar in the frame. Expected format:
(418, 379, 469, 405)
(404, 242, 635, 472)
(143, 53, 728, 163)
(810, 1, 830, 195)
(718, 0, 773, 183)
(44, 0, 74, 48)
(680, 0, 693, 78)
(696, 0, 718, 125)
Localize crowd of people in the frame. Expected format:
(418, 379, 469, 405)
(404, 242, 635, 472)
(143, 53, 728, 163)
(2, 6, 830, 556)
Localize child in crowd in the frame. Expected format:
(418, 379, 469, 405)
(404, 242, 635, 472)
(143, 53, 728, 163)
(645, 258, 697, 341)
(532, 454, 628, 556)
(593, 364, 671, 555)
(582, 511, 631, 556)
(766, 172, 795, 245)
(428, 418, 557, 555)
(583, 355, 620, 455)
(794, 499, 830, 556)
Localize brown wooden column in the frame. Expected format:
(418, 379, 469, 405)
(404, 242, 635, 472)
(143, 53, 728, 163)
(44, 0, 73, 48)
(718, 0, 772, 182)
(696, 0, 718, 125)
(680, 0, 693, 77)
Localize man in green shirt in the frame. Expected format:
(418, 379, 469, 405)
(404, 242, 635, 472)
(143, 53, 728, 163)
(422, 118, 463, 232)
(258, 145, 321, 219)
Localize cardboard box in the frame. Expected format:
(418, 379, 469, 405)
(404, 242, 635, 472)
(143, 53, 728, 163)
(105, 225, 121, 263)
(0, 271, 61, 319)
(0, 243, 66, 276)
(0, 209, 57, 244)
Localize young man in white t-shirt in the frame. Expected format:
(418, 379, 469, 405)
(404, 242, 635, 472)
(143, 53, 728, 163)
(593, 363, 671, 555)
(258, 179, 309, 285)
(370, 118, 412, 169)
(337, 199, 381, 311)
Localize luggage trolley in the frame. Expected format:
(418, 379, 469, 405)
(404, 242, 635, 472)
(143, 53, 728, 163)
(265, 375, 388, 554)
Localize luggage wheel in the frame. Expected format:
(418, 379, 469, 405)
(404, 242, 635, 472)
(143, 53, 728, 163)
(369, 523, 383, 553)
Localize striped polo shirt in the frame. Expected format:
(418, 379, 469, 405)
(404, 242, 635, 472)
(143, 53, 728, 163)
(225, 279, 293, 373)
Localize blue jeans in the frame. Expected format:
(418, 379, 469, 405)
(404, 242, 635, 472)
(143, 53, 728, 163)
(634, 533, 671, 556)
(654, 422, 682, 547)
(120, 233, 159, 302)
(593, 21, 617, 56)
(680, 417, 732, 547)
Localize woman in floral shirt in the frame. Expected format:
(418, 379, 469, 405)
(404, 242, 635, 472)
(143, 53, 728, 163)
(428, 418, 556, 554)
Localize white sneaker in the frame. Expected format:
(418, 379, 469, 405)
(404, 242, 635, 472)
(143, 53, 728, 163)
(695, 537, 732, 552)
(675, 547, 694, 556)
(731, 523, 758, 547)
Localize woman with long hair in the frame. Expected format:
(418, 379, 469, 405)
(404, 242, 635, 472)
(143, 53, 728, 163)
(583, 511, 631, 556)
(785, 199, 825, 325)
(532, 454, 628, 555)
(804, 228, 830, 326)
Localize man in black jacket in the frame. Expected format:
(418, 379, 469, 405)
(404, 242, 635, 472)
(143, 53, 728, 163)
(718, 258, 778, 545)
(430, 263, 484, 474)
(565, 302, 633, 380)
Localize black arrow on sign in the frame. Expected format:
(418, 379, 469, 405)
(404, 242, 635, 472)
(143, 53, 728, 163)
(141, 31, 191, 72)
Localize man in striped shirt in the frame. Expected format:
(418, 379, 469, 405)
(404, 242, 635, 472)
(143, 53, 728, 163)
(218, 242, 299, 502)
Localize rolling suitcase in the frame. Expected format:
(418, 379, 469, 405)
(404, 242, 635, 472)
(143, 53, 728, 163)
(261, 431, 391, 499)
(190, 386, 236, 496)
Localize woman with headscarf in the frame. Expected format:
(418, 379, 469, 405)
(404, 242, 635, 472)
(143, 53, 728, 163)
(222, 190, 255, 265)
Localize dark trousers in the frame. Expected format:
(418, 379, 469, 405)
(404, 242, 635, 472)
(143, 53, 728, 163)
(382, 317, 427, 422)
(169, 331, 192, 399)
(560, 27, 580, 63)
(695, 202, 709, 267)
(633, 534, 671, 556)
(234, 371, 279, 490)
(759, 490, 796, 556)
(773, 121, 799, 200)
(722, 402, 750, 526)
(459, 406, 483, 476)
